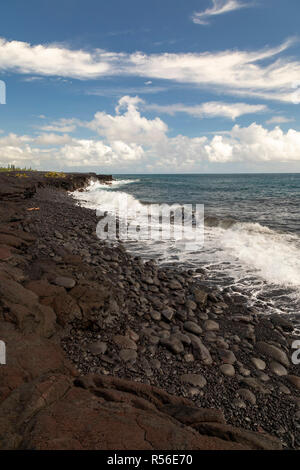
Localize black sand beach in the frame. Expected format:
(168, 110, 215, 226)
(0, 172, 299, 450)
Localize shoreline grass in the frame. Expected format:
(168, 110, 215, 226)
(0, 164, 36, 172)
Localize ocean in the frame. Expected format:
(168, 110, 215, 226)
(73, 173, 300, 322)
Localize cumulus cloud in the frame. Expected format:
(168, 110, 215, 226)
(265, 116, 294, 125)
(85, 95, 168, 145)
(192, 0, 251, 25)
(145, 101, 267, 120)
(1, 98, 300, 171)
(35, 133, 72, 145)
(0, 37, 299, 102)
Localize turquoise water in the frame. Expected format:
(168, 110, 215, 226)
(74, 174, 300, 319)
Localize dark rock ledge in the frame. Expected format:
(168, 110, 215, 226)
(0, 171, 299, 450)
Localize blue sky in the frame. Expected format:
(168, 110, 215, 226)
(1, 0, 300, 173)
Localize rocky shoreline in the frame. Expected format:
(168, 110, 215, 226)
(0, 171, 299, 450)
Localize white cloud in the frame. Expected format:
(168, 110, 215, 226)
(0, 133, 33, 146)
(145, 101, 267, 120)
(59, 139, 115, 166)
(36, 118, 79, 133)
(1, 99, 300, 171)
(266, 116, 294, 125)
(0, 37, 300, 102)
(225, 123, 300, 162)
(192, 0, 251, 25)
(85, 95, 168, 145)
(35, 133, 72, 145)
(127, 39, 300, 103)
(0, 38, 113, 78)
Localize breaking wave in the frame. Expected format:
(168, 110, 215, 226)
(72, 180, 300, 314)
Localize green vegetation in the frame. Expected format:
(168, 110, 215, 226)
(44, 171, 66, 178)
(15, 173, 29, 178)
(0, 164, 35, 172)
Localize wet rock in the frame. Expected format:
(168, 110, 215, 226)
(151, 359, 161, 369)
(220, 364, 235, 377)
(162, 404, 224, 425)
(193, 289, 208, 306)
(204, 320, 219, 331)
(126, 328, 139, 343)
(0, 245, 12, 261)
(238, 388, 256, 405)
(7, 301, 56, 338)
(181, 373, 207, 389)
(218, 349, 236, 364)
(238, 366, 251, 377)
(233, 315, 253, 323)
(290, 397, 300, 409)
(255, 371, 270, 382)
(161, 307, 174, 322)
(198, 312, 209, 321)
(53, 293, 82, 326)
(0, 233, 24, 248)
(168, 280, 182, 290)
(54, 230, 63, 239)
(0, 278, 38, 307)
(256, 341, 289, 367)
(150, 310, 161, 321)
(194, 423, 282, 450)
(119, 349, 137, 363)
(184, 321, 202, 335)
(54, 276, 76, 289)
(186, 299, 197, 311)
(148, 335, 160, 345)
(278, 384, 291, 395)
(184, 353, 195, 363)
(87, 341, 107, 355)
(232, 398, 246, 409)
(173, 332, 191, 346)
(113, 335, 137, 351)
(251, 357, 266, 371)
(26, 279, 65, 298)
(70, 282, 113, 322)
(286, 375, 300, 391)
(270, 315, 294, 332)
(0, 263, 25, 283)
(187, 333, 213, 365)
(269, 361, 288, 376)
(240, 378, 270, 395)
(160, 337, 184, 355)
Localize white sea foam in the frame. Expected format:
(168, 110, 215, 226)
(73, 184, 143, 212)
(217, 222, 300, 287)
(72, 182, 300, 313)
(74, 182, 204, 244)
(85, 178, 140, 191)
